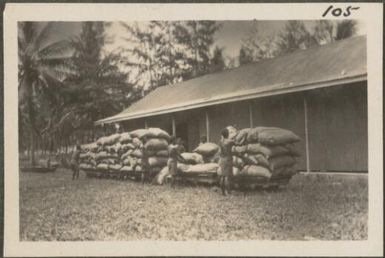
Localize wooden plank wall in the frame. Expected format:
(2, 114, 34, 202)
(307, 82, 367, 172)
(208, 101, 250, 144)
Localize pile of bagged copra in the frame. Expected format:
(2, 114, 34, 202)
(153, 142, 220, 185)
(231, 126, 301, 179)
(79, 128, 171, 178)
(178, 142, 220, 174)
(128, 128, 171, 176)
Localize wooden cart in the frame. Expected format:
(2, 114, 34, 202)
(20, 166, 57, 173)
(173, 172, 219, 185)
(83, 168, 145, 181)
(232, 174, 293, 190)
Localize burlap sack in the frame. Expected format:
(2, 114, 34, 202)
(96, 163, 109, 170)
(232, 145, 247, 155)
(148, 157, 168, 167)
(120, 165, 134, 172)
(235, 128, 251, 145)
(130, 128, 171, 141)
(95, 151, 118, 161)
(146, 128, 171, 141)
(97, 134, 121, 146)
(258, 128, 301, 146)
(181, 152, 204, 164)
(177, 163, 191, 173)
(144, 138, 169, 151)
(193, 142, 219, 157)
(109, 164, 122, 171)
(243, 153, 269, 167)
(131, 149, 143, 158)
(132, 138, 143, 148)
(129, 129, 149, 139)
(269, 155, 296, 171)
(247, 143, 290, 158)
(240, 165, 272, 178)
(119, 132, 132, 143)
(186, 163, 219, 173)
(156, 150, 169, 157)
(153, 166, 170, 185)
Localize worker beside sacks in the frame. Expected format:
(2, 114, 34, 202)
(231, 126, 301, 179)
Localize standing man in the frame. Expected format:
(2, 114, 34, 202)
(71, 145, 81, 180)
(218, 128, 235, 196)
(168, 136, 186, 187)
(139, 136, 148, 184)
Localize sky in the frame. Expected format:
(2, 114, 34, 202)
(44, 20, 366, 61)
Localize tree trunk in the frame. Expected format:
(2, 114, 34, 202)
(30, 129, 35, 166)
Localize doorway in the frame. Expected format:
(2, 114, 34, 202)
(175, 122, 188, 151)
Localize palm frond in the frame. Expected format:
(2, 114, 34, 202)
(36, 40, 73, 61)
(31, 22, 55, 53)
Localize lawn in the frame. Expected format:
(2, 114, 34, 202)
(19, 169, 368, 241)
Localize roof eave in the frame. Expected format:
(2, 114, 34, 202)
(95, 74, 367, 125)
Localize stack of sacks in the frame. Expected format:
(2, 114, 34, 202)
(79, 142, 98, 170)
(154, 143, 220, 184)
(232, 127, 301, 179)
(178, 143, 220, 174)
(126, 128, 171, 176)
(119, 132, 141, 173)
(193, 142, 220, 163)
(94, 134, 122, 173)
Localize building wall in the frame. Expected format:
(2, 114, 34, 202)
(307, 82, 367, 172)
(121, 118, 146, 132)
(208, 101, 250, 143)
(145, 114, 172, 133)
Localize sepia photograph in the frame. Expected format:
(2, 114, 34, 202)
(3, 2, 383, 257)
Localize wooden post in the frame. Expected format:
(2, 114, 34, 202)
(304, 95, 310, 173)
(248, 101, 254, 128)
(171, 114, 176, 136)
(205, 110, 210, 142)
(144, 119, 148, 129)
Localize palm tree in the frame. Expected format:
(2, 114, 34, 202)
(18, 22, 72, 165)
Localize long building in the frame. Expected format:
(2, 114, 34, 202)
(96, 35, 367, 172)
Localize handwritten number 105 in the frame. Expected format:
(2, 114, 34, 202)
(322, 5, 360, 17)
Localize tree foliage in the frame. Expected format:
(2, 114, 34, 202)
(60, 22, 134, 139)
(238, 20, 358, 66)
(173, 21, 220, 78)
(210, 46, 226, 73)
(18, 22, 73, 164)
(121, 20, 221, 94)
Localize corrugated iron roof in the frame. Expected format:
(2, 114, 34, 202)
(96, 35, 366, 125)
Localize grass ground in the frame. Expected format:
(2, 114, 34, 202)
(20, 169, 367, 241)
